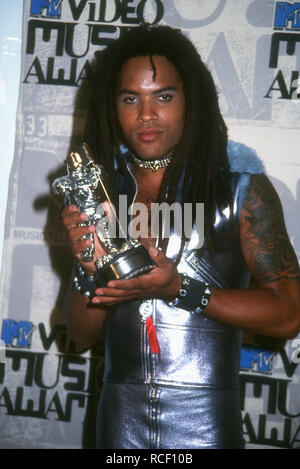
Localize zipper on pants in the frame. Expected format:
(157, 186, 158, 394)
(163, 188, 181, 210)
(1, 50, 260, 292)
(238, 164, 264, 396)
(149, 383, 159, 449)
(140, 299, 160, 448)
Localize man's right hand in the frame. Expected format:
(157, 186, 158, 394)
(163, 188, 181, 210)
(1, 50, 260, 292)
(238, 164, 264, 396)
(61, 205, 107, 276)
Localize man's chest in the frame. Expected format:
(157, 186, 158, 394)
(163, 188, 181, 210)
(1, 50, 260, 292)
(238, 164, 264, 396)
(133, 169, 164, 209)
(129, 169, 164, 240)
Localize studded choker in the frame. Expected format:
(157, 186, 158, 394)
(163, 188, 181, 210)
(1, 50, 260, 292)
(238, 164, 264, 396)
(132, 153, 173, 172)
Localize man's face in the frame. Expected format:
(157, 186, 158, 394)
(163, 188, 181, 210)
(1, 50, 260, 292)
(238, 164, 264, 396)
(117, 55, 185, 160)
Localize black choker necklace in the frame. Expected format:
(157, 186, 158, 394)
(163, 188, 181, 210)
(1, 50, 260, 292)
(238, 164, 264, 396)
(132, 153, 173, 172)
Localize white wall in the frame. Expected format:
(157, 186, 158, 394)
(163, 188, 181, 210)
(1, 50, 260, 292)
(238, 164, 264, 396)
(0, 0, 23, 268)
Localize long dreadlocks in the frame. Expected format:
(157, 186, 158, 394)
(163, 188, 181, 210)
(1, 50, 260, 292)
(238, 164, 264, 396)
(84, 25, 233, 255)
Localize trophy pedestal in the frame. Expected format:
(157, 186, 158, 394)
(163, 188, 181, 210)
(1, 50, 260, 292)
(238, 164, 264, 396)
(95, 244, 155, 286)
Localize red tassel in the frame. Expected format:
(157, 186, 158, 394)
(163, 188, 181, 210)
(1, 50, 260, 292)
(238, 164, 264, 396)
(145, 316, 161, 360)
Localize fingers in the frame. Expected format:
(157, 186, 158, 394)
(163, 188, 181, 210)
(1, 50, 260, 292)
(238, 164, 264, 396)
(139, 237, 155, 249)
(61, 205, 88, 229)
(61, 205, 108, 268)
(106, 271, 155, 290)
(69, 224, 95, 241)
(91, 287, 137, 305)
(61, 207, 91, 256)
(61, 205, 94, 247)
(147, 245, 173, 269)
(93, 273, 158, 302)
(66, 217, 95, 257)
(72, 235, 93, 257)
(138, 238, 172, 268)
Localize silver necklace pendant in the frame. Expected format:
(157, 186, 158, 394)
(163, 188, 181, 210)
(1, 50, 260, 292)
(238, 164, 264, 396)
(139, 300, 153, 322)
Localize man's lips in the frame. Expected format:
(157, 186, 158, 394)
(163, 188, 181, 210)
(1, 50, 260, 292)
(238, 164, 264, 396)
(136, 129, 162, 142)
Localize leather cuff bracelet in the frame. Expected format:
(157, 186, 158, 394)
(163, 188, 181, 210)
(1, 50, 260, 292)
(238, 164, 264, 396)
(73, 261, 98, 298)
(168, 273, 212, 314)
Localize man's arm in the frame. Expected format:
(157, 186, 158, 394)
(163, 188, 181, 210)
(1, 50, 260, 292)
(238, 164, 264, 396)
(204, 174, 300, 338)
(241, 173, 300, 284)
(63, 289, 107, 349)
(62, 205, 108, 348)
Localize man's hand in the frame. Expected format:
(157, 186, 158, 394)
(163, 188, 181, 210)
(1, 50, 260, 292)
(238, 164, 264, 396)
(91, 241, 182, 305)
(61, 205, 107, 276)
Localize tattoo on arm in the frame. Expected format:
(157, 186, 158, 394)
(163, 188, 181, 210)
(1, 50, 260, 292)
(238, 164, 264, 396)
(241, 174, 300, 284)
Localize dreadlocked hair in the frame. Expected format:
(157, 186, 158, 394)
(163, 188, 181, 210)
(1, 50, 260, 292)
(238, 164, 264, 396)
(84, 24, 233, 259)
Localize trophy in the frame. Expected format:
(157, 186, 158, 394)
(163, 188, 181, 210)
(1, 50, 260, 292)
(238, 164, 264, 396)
(52, 143, 155, 285)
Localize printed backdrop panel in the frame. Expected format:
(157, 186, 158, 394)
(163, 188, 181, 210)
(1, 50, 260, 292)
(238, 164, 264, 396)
(0, 0, 300, 449)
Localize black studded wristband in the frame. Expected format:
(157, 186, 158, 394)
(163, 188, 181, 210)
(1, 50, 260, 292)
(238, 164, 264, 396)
(168, 273, 212, 314)
(73, 261, 98, 298)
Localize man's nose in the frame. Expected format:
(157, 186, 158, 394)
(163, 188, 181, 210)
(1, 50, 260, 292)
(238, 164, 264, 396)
(138, 100, 158, 124)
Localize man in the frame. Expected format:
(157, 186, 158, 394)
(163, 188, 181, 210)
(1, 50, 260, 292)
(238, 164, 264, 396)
(61, 25, 300, 449)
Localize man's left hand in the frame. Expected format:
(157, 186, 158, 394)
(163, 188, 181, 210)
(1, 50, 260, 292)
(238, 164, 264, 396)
(91, 242, 182, 305)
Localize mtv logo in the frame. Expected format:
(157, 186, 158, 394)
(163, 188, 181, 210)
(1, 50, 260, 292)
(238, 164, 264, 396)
(30, 0, 62, 18)
(240, 346, 274, 373)
(274, 2, 300, 29)
(1, 320, 35, 348)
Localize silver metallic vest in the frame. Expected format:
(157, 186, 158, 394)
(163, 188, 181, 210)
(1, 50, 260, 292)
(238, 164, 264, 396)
(103, 149, 259, 390)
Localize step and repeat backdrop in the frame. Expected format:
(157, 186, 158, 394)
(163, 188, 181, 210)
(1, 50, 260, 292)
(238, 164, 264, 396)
(0, 0, 300, 449)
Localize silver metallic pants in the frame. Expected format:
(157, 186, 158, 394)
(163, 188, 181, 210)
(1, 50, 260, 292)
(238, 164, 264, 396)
(96, 382, 245, 449)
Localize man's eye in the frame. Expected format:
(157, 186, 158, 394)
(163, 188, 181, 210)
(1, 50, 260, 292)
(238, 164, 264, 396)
(123, 96, 137, 104)
(158, 94, 172, 102)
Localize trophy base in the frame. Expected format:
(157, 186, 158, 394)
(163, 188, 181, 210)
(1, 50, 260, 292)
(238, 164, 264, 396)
(95, 245, 155, 286)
